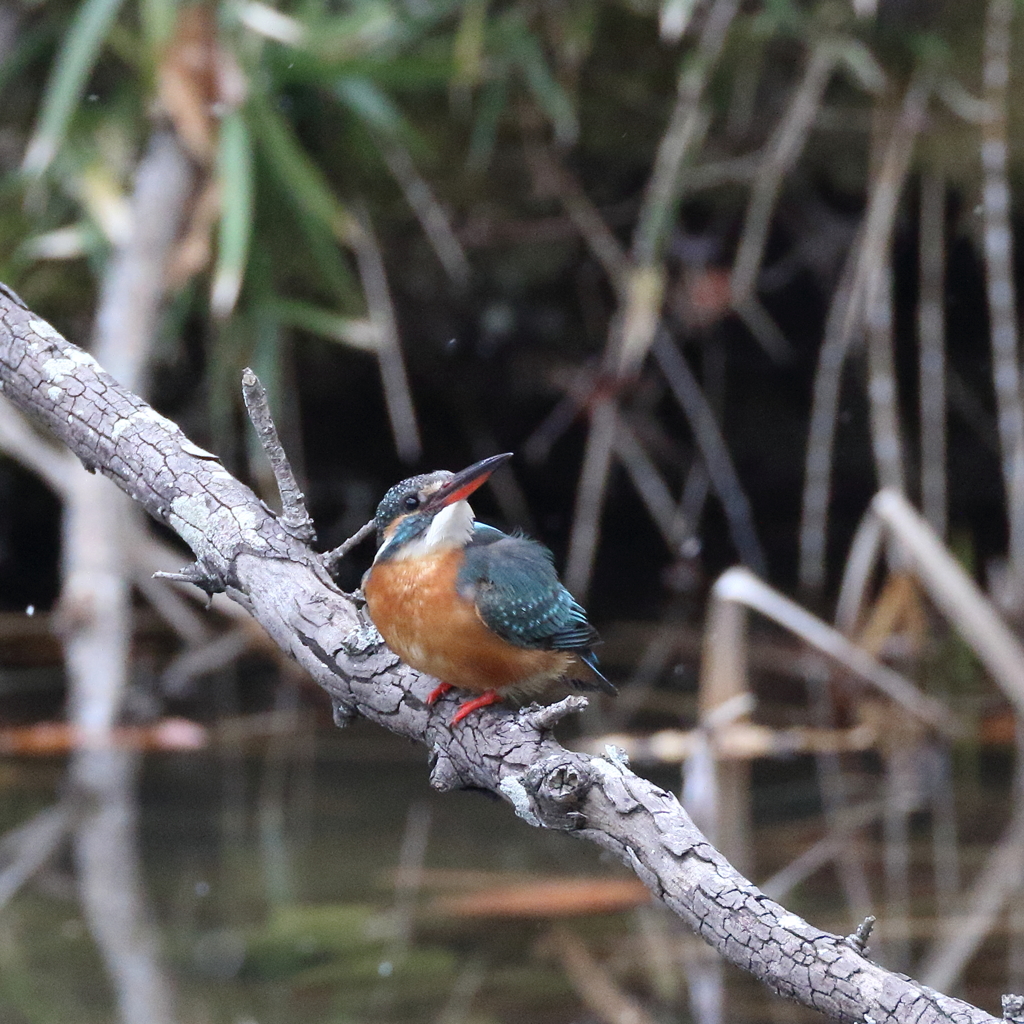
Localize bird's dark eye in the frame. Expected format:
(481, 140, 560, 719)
(403, 494, 420, 511)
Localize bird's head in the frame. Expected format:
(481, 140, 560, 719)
(373, 452, 512, 562)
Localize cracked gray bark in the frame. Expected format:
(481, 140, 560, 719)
(0, 284, 1005, 1024)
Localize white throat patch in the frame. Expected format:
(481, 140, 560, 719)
(376, 500, 476, 562)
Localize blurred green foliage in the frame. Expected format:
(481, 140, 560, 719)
(0, 0, 1013, 574)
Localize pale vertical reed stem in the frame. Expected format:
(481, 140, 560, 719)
(798, 74, 930, 595)
(866, 248, 905, 495)
(981, 0, 1024, 592)
(565, 0, 740, 596)
(918, 169, 947, 538)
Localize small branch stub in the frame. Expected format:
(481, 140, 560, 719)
(845, 915, 876, 954)
(152, 562, 224, 597)
(241, 368, 316, 544)
(330, 697, 356, 729)
(522, 752, 594, 830)
(1003, 995, 1024, 1023)
(429, 745, 464, 793)
(522, 694, 589, 732)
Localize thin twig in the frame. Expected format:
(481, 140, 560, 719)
(948, 367, 1000, 454)
(846, 916, 877, 953)
(565, 398, 618, 596)
(548, 368, 686, 552)
(133, 534, 253, 623)
(653, 332, 766, 575)
(834, 501, 887, 634)
(918, 168, 947, 538)
(0, 803, 74, 910)
(732, 38, 837, 290)
(435, 955, 488, 1024)
(729, 40, 840, 356)
(882, 745, 915, 970)
(864, 103, 906, 499)
(377, 135, 470, 289)
(546, 926, 659, 1024)
(523, 388, 586, 464)
(0, 393, 75, 495)
(804, 668, 875, 921)
(865, 246, 905, 494)
(523, 139, 629, 293)
(633, 0, 741, 268)
(685, 154, 761, 191)
(920, 726, 1024, 991)
(980, 0, 1024, 592)
(134, 568, 214, 645)
(678, 459, 710, 539)
(731, 297, 791, 363)
(616, 415, 689, 550)
(927, 742, 960, 905)
(241, 367, 315, 543)
(798, 71, 931, 594)
(760, 799, 889, 901)
(371, 800, 432, 1015)
(351, 202, 422, 463)
(322, 518, 376, 574)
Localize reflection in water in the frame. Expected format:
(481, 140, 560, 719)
(72, 748, 177, 1024)
(0, 723, 1021, 1023)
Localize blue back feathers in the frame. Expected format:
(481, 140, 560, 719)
(457, 524, 599, 653)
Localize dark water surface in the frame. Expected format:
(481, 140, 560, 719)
(0, 720, 1015, 1024)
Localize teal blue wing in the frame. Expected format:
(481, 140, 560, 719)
(457, 531, 599, 653)
(458, 531, 615, 694)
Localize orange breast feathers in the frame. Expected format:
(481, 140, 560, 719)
(363, 548, 573, 696)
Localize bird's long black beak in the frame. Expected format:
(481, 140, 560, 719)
(422, 452, 513, 512)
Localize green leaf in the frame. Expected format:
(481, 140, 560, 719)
(22, 0, 129, 177)
(270, 45, 453, 91)
(452, 0, 488, 91)
(0, 23, 56, 103)
(466, 74, 508, 172)
(250, 92, 359, 246)
(208, 312, 249, 461)
(289, 204, 363, 309)
(139, 0, 179, 52)
(335, 76, 407, 138)
(309, 3, 402, 62)
(272, 297, 380, 351)
(212, 110, 255, 318)
(499, 14, 577, 146)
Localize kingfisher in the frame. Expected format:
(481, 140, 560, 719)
(363, 453, 615, 725)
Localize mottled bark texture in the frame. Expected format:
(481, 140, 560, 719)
(0, 285, 1003, 1024)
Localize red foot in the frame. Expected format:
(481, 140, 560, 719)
(426, 683, 453, 705)
(451, 690, 502, 725)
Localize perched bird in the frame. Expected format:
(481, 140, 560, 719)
(363, 453, 615, 724)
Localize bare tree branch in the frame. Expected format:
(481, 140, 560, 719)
(0, 287, 1010, 1024)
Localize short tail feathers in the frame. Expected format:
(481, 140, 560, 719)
(574, 650, 617, 695)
